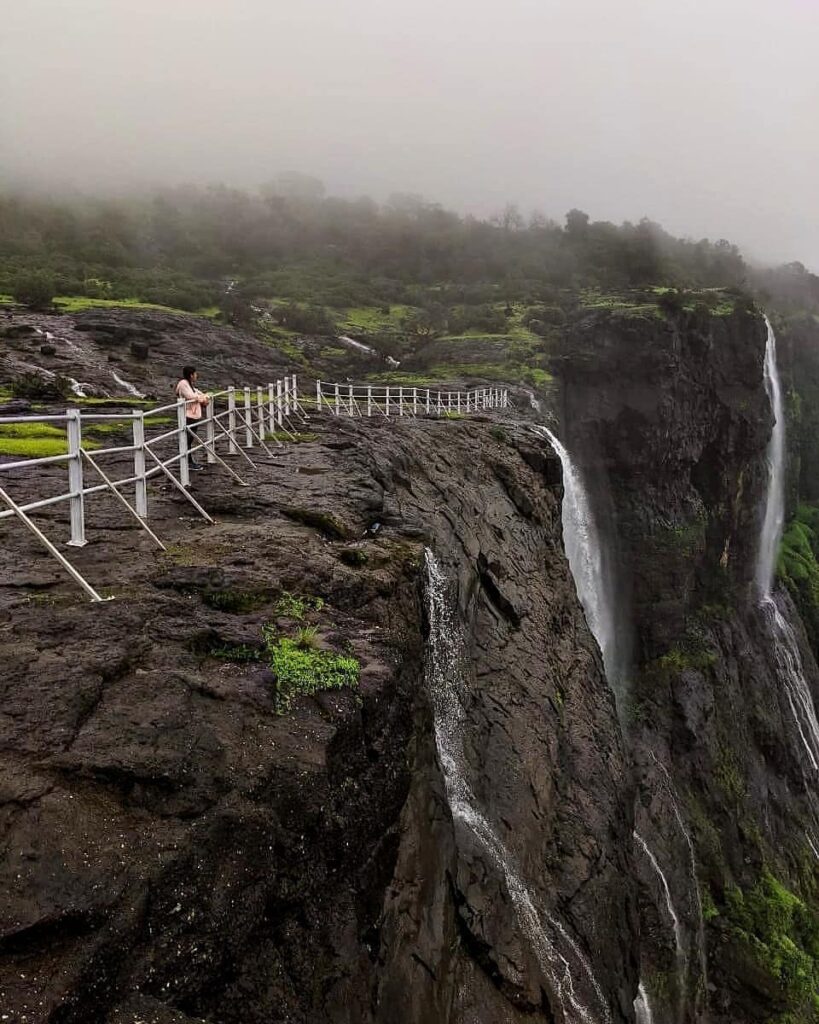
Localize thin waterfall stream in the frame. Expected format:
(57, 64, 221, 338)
(423, 549, 610, 1024)
(532, 426, 622, 697)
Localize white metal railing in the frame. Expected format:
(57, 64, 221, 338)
(0, 375, 304, 601)
(1, 373, 513, 603)
(312, 381, 509, 417)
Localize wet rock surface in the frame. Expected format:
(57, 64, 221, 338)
(0, 413, 635, 1023)
(0, 308, 292, 399)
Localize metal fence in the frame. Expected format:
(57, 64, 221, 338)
(0, 374, 511, 602)
(314, 381, 509, 417)
(0, 375, 305, 601)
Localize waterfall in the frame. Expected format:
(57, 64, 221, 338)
(649, 752, 707, 989)
(756, 316, 785, 599)
(424, 550, 610, 1024)
(111, 372, 146, 399)
(754, 316, 819, 769)
(633, 831, 685, 963)
(533, 426, 622, 695)
(634, 983, 654, 1024)
(761, 597, 819, 769)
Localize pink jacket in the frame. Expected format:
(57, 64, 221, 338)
(175, 379, 209, 420)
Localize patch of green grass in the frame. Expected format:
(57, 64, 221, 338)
(295, 625, 319, 649)
(203, 588, 268, 614)
(208, 640, 262, 662)
(274, 592, 324, 620)
(263, 629, 360, 713)
(337, 304, 412, 335)
(0, 422, 101, 458)
(52, 295, 192, 315)
(579, 289, 663, 319)
(269, 431, 318, 443)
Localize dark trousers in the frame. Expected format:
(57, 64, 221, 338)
(186, 418, 201, 465)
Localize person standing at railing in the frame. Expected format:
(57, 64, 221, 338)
(175, 366, 210, 472)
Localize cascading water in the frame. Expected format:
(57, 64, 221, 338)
(634, 983, 655, 1024)
(532, 427, 622, 696)
(424, 550, 610, 1024)
(111, 371, 146, 399)
(756, 317, 786, 598)
(755, 316, 819, 770)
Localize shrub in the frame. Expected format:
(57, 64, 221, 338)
(12, 271, 55, 309)
(274, 592, 324, 620)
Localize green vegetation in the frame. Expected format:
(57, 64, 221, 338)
(269, 431, 318, 443)
(203, 588, 268, 614)
(263, 627, 360, 713)
(274, 592, 324, 620)
(207, 639, 262, 662)
(721, 871, 819, 1015)
(12, 270, 55, 309)
(779, 505, 819, 656)
(0, 421, 103, 458)
(653, 642, 716, 675)
(52, 295, 216, 316)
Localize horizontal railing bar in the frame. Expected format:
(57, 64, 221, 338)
(0, 453, 72, 471)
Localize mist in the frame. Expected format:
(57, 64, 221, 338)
(3, 0, 818, 268)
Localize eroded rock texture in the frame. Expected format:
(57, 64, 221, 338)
(0, 416, 635, 1023)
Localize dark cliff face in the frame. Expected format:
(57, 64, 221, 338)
(0, 417, 636, 1024)
(559, 307, 819, 1024)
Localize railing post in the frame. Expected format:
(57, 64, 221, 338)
(398, 386, 404, 416)
(132, 412, 148, 517)
(426, 389, 431, 414)
(447, 392, 452, 414)
(243, 387, 253, 447)
(284, 377, 291, 417)
(176, 398, 190, 488)
(316, 379, 321, 413)
(367, 385, 373, 417)
(66, 408, 86, 546)
(204, 400, 216, 463)
(334, 383, 340, 416)
(277, 379, 284, 425)
(256, 386, 266, 442)
(227, 386, 238, 455)
(386, 387, 391, 417)
(413, 387, 418, 415)
(268, 384, 276, 435)
(291, 375, 298, 414)
(348, 383, 354, 416)
(457, 392, 461, 413)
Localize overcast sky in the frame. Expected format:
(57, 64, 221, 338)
(2, 0, 817, 268)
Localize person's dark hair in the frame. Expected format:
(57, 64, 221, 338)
(182, 365, 197, 383)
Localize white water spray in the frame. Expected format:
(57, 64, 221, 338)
(533, 426, 621, 693)
(424, 550, 609, 1024)
(111, 371, 146, 399)
(634, 982, 654, 1024)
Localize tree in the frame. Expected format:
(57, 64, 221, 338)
(12, 271, 55, 310)
(565, 208, 590, 236)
